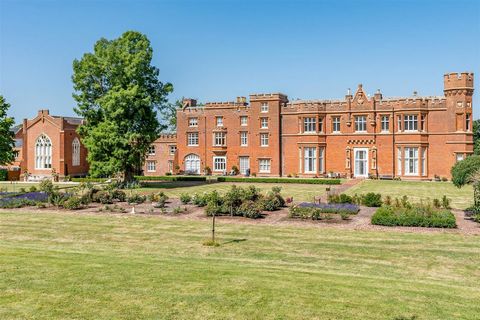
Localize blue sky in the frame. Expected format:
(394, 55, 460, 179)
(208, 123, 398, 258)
(1, 0, 479, 122)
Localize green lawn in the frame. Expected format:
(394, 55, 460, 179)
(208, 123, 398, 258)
(138, 181, 331, 202)
(0, 182, 74, 192)
(1, 212, 479, 319)
(346, 180, 474, 209)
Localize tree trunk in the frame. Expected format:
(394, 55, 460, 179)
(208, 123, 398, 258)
(124, 168, 135, 183)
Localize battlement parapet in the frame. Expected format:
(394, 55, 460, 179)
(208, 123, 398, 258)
(444, 72, 474, 91)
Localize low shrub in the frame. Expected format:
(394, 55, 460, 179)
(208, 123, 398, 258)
(173, 206, 184, 214)
(0, 169, 7, 181)
(92, 191, 113, 204)
(328, 193, 353, 204)
(237, 200, 263, 219)
(111, 189, 126, 202)
(192, 193, 207, 207)
(180, 193, 192, 204)
(216, 177, 341, 185)
(135, 175, 206, 182)
(29, 186, 37, 192)
(63, 196, 84, 210)
(361, 192, 383, 207)
(260, 194, 283, 211)
(39, 179, 55, 196)
(127, 193, 146, 204)
(371, 206, 456, 228)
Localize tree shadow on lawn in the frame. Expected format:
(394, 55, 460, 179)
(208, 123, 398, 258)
(222, 238, 247, 245)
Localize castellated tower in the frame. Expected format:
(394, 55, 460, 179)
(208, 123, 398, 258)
(444, 72, 474, 132)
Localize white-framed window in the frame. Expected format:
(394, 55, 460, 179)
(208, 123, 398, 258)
(169, 145, 177, 155)
(381, 115, 389, 132)
(456, 153, 464, 162)
(404, 147, 419, 175)
(355, 116, 367, 132)
(240, 131, 248, 146)
(214, 132, 226, 146)
(216, 116, 223, 127)
(422, 148, 427, 176)
(397, 147, 402, 176)
(466, 114, 471, 131)
(261, 102, 269, 113)
(332, 116, 341, 133)
(187, 132, 199, 146)
(260, 133, 269, 146)
(319, 147, 325, 173)
(303, 117, 316, 133)
(421, 114, 426, 131)
(188, 117, 198, 127)
(404, 115, 418, 131)
(35, 134, 52, 169)
(304, 147, 316, 173)
(239, 156, 250, 175)
(259, 159, 271, 173)
(72, 137, 80, 166)
(397, 115, 402, 132)
(148, 145, 156, 155)
(260, 117, 268, 129)
(213, 156, 226, 172)
(184, 154, 200, 174)
(240, 116, 248, 126)
(146, 161, 156, 172)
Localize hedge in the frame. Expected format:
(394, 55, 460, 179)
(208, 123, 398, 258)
(0, 169, 7, 181)
(71, 177, 109, 183)
(216, 177, 341, 185)
(371, 206, 456, 228)
(135, 175, 207, 182)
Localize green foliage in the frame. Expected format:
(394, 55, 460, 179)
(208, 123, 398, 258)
(260, 193, 283, 211)
(127, 193, 146, 204)
(63, 197, 84, 210)
(39, 179, 55, 196)
(237, 200, 262, 219)
(231, 165, 240, 175)
(192, 193, 207, 207)
(0, 198, 36, 209)
(28, 186, 37, 192)
(110, 189, 126, 202)
(161, 99, 182, 132)
(48, 192, 69, 207)
(216, 177, 341, 185)
(0, 95, 15, 166)
(328, 193, 353, 204)
(441, 195, 451, 209)
(179, 193, 192, 204)
(72, 31, 173, 181)
(92, 190, 113, 204)
(361, 192, 383, 207)
(172, 206, 183, 214)
(371, 206, 456, 228)
(473, 119, 480, 155)
(135, 175, 206, 181)
(0, 169, 7, 181)
(451, 155, 480, 187)
(288, 206, 334, 220)
(71, 177, 109, 183)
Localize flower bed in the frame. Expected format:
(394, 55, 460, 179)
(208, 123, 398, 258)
(0, 192, 48, 208)
(216, 177, 341, 185)
(371, 206, 456, 228)
(289, 202, 360, 220)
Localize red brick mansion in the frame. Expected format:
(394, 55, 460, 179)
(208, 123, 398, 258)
(8, 72, 474, 180)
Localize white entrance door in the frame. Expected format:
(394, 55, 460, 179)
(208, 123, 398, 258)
(354, 148, 368, 178)
(239, 156, 250, 175)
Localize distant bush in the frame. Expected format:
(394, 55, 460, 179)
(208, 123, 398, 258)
(135, 175, 206, 182)
(63, 196, 84, 210)
(110, 189, 126, 202)
(371, 206, 456, 228)
(192, 193, 207, 207)
(0, 169, 7, 181)
(361, 192, 383, 207)
(92, 191, 113, 204)
(180, 193, 192, 204)
(237, 200, 262, 219)
(328, 193, 353, 204)
(127, 193, 146, 204)
(29, 186, 37, 193)
(216, 177, 341, 185)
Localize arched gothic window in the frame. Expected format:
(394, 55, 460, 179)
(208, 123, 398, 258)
(35, 134, 52, 169)
(72, 138, 80, 166)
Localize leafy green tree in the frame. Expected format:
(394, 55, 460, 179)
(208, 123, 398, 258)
(0, 95, 15, 166)
(161, 99, 182, 131)
(451, 155, 480, 206)
(473, 119, 480, 155)
(72, 31, 173, 181)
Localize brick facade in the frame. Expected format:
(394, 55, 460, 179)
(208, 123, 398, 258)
(16, 110, 89, 180)
(142, 133, 177, 176)
(177, 72, 474, 179)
